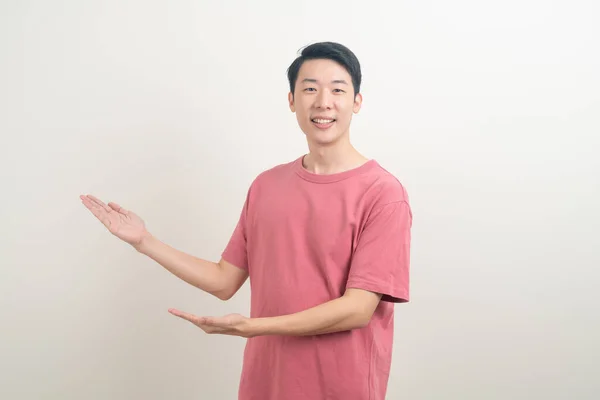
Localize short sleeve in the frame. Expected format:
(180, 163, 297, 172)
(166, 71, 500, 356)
(221, 189, 251, 271)
(346, 200, 412, 303)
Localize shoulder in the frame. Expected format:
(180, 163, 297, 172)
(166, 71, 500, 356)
(363, 161, 410, 208)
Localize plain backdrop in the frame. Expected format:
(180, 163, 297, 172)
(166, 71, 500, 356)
(1, 1, 598, 399)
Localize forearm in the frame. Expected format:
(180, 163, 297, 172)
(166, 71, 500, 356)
(134, 234, 228, 299)
(251, 295, 370, 336)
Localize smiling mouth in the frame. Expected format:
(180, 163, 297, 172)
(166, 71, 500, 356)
(311, 118, 336, 130)
(311, 118, 336, 124)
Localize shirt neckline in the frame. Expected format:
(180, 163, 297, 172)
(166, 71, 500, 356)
(293, 155, 379, 184)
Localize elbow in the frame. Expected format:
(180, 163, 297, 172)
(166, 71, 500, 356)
(355, 314, 372, 329)
(203, 283, 235, 301)
(214, 289, 234, 301)
(351, 310, 374, 330)
(350, 303, 378, 330)
(342, 288, 381, 330)
(213, 282, 243, 301)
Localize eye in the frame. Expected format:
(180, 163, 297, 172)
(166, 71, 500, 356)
(304, 88, 316, 92)
(333, 89, 345, 93)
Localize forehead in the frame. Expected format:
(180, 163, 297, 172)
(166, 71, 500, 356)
(297, 59, 352, 83)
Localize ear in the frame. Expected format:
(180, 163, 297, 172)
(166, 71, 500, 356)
(353, 93, 363, 114)
(288, 92, 295, 112)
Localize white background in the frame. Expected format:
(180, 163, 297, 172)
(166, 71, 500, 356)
(1, 1, 598, 399)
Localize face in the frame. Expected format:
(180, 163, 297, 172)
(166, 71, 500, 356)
(288, 59, 362, 146)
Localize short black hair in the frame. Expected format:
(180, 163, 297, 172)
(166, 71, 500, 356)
(287, 41, 362, 97)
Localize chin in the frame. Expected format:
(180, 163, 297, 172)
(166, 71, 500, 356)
(306, 131, 344, 146)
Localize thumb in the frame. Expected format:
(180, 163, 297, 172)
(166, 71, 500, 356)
(108, 202, 128, 215)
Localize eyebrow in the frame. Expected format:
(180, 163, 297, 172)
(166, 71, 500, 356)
(301, 78, 349, 85)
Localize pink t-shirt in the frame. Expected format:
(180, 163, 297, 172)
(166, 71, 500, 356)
(222, 155, 412, 400)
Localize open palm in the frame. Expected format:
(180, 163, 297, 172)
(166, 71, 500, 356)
(80, 194, 149, 246)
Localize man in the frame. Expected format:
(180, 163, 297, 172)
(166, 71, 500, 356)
(81, 41, 412, 400)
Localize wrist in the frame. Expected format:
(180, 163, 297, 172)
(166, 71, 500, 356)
(245, 317, 275, 338)
(133, 231, 155, 254)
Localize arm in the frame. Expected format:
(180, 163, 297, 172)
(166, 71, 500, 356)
(135, 234, 248, 301)
(169, 288, 383, 337)
(80, 194, 248, 301)
(248, 288, 382, 336)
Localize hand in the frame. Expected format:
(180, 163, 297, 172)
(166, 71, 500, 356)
(168, 309, 254, 338)
(80, 194, 151, 248)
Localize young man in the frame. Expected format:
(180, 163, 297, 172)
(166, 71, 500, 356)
(81, 42, 412, 400)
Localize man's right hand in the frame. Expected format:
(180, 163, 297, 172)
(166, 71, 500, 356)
(79, 194, 248, 300)
(80, 194, 151, 249)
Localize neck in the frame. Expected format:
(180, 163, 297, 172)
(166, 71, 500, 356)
(303, 136, 369, 175)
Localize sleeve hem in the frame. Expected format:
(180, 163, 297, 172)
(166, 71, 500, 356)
(346, 280, 409, 303)
(221, 251, 248, 271)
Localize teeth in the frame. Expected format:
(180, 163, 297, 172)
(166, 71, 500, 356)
(313, 119, 334, 124)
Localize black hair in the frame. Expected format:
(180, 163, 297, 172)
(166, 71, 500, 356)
(287, 41, 362, 97)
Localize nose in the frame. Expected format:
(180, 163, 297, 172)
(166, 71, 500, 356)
(315, 90, 332, 109)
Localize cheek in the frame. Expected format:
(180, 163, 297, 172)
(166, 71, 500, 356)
(296, 110, 311, 127)
(296, 109, 309, 121)
(335, 102, 353, 118)
(335, 98, 352, 112)
(294, 99, 309, 114)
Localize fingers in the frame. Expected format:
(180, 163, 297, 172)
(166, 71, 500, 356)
(108, 202, 128, 215)
(89, 206, 111, 228)
(80, 195, 103, 211)
(80, 195, 129, 217)
(168, 309, 205, 325)
(168, 309, 229, 334)
(84, 194, 112, 212)
(80, 195, 111, 227)
(80, 195, 96, 209)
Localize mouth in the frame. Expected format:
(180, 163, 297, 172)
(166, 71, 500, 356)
(311, 117, 336, 130)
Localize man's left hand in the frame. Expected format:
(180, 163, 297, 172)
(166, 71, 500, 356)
(168, 309, 254, 338)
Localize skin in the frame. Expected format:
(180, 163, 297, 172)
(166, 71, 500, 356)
(80, 58, 382, 338)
